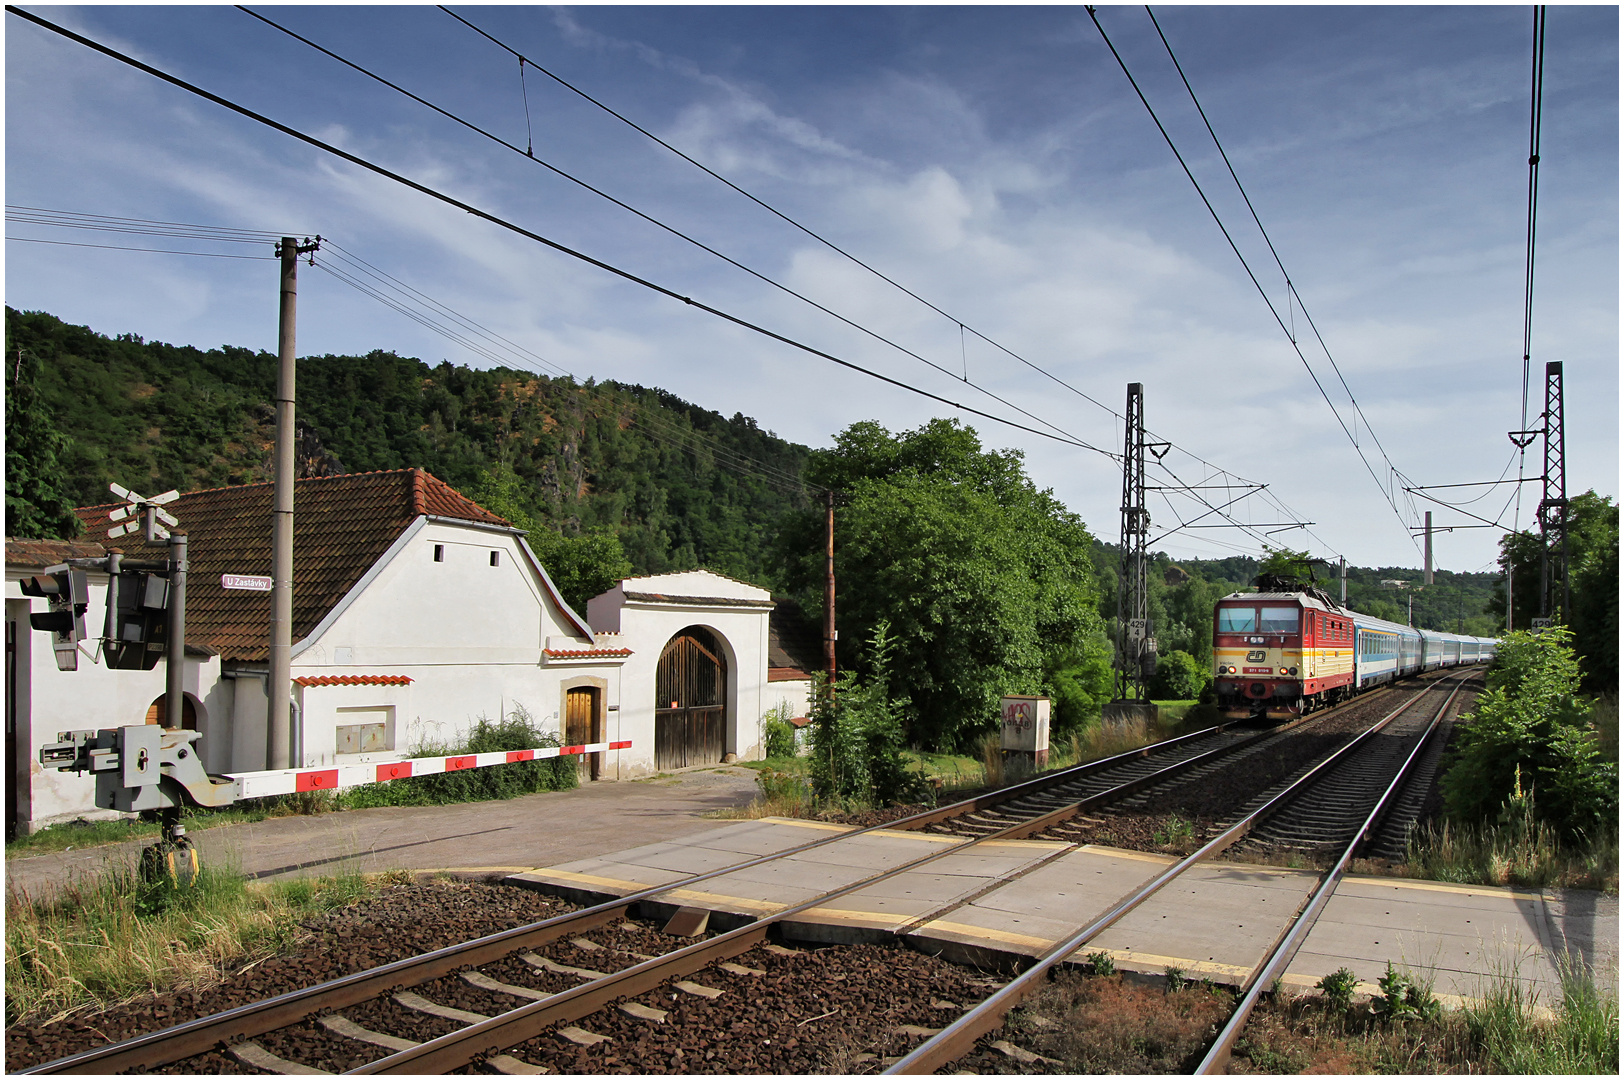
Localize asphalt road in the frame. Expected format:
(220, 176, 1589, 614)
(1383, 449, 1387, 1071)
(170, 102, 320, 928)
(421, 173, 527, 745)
(5, 766, 762, 896)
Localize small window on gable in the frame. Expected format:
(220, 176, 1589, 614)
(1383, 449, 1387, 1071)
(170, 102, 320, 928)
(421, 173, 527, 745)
(433, 544, 445, 563)
(490, 550, 500, 567)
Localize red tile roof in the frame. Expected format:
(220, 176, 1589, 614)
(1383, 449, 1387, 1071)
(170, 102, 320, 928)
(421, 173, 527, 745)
(74, 469, 510, 662)
(5, 538, 109, 571)
(544, 647, 633, 658)
(294, 674, 414, 687)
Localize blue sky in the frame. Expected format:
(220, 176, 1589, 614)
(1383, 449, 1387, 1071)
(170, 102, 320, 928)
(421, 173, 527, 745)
(6, 5, 1617, 574)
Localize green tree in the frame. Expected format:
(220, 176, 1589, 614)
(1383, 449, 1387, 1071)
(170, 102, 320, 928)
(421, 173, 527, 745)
(1256, 545, 1317, 586)
(780, 419, 1104, 750)
(4, 346, 81, 539)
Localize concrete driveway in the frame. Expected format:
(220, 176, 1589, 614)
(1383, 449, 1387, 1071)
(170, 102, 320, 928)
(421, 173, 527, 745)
(6, 766, 762, 896)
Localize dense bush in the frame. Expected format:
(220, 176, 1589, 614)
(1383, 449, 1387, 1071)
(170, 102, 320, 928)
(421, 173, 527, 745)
(1441, 628, 1617, 840)
(807, 623, 932, 808)
(339, 706, 577, 808)
(1149, 649, 1208, 701)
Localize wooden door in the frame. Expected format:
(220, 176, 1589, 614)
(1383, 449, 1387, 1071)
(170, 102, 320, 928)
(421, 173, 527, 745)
(654, 627, 727, 770)
(564, 686, 600, 781)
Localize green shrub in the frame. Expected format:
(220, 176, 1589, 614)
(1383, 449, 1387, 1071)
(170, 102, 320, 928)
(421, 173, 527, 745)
(1316, 967, 1358, 1012)
(763, 702, 799, 760)
(1149, 649, 1208, 701)
(1373, 962, 1441, 1024)
(338, 705, 576, 809)
(1442, 628, 1618, 840)
(808, 622, 931, 808)
(1082, 951, 1116, 977)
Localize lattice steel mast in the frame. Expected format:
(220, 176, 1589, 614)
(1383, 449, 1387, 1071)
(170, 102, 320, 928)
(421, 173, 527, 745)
(1113, 383, 1165, 702)
(1537, 360, 1567, 620)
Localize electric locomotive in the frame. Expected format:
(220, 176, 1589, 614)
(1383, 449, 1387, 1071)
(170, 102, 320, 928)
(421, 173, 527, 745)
(1213, 584, 1497, 721)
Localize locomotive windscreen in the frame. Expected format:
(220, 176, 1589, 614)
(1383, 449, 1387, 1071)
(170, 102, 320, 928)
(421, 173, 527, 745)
(1259, 607, 1300, 633)
(1217, 607, 1256, 632)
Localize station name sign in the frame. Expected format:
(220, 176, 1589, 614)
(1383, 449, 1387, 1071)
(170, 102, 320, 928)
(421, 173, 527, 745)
(221, 574, 274, 592)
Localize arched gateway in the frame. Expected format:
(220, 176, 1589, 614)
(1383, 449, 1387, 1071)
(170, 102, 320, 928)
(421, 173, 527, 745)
(654, 625, 727, 769)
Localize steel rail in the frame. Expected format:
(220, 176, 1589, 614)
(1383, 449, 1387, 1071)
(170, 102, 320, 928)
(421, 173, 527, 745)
(884, 678, 1448, 1074)
(21, 723, 1231, 1074)
(1196, 674, 1470, 1073)
(344, 735, 1257, 1073)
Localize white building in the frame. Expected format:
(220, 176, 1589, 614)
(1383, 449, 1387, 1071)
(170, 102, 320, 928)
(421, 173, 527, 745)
(6, 469, 799, 835)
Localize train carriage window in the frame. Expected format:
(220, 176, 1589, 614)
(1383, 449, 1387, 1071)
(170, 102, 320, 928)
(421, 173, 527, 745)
(1260, 607, 1299, 633)
(1217, 607, 1257, 633)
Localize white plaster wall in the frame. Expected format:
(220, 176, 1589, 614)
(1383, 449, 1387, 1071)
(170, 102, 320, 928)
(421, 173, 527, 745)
(765, 678, 813, 722)
(287, 521, 630, 771)
(7, 577, 220, 832)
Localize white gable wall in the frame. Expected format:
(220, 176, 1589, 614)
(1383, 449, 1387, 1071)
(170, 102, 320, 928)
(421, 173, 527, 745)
(287, 518, 623, 769)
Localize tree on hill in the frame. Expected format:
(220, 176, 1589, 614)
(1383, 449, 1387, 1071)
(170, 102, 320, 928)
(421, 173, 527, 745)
(777, 419, 1109, 750)
(5, 345, 81, 539)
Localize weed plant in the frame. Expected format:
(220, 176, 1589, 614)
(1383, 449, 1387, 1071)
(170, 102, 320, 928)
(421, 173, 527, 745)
(5, 863, 398, 1026)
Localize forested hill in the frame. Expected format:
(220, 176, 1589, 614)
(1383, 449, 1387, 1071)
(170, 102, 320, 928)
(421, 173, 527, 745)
(5, 307, 811, 586)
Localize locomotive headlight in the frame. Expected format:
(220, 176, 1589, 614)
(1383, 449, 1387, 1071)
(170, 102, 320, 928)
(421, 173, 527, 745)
(1279, 667, 1288, 675)
(1289, 667, 1298, 676)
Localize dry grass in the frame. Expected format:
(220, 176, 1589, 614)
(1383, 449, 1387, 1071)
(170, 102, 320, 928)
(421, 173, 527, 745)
(1011, 970, 1232, 1072)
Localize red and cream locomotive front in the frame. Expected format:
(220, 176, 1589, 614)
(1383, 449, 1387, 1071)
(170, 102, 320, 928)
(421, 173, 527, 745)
(1212, 596, 1305, 719)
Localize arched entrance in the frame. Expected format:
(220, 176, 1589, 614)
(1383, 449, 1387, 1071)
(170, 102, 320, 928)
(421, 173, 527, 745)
(145, 693, 199, 730)
(655, 626, 727, 770)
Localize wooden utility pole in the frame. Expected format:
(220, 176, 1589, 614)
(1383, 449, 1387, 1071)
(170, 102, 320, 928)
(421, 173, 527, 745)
(824, 490, 836, 703)
(269, 236, 318, 770)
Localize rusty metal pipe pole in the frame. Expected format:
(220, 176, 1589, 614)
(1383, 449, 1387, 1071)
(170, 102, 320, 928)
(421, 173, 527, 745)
(268, 239, 298, 770)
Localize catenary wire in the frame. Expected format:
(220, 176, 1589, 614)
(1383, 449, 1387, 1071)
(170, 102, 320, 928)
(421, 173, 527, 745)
(1144, 5, 1413, 502)
(433, 5, 1320, 513)
(1087, 6, 1419, 554)
(235, 5, 1099, 455)
(247, 4, 1314, 547)
(5, 6, 1122, 463)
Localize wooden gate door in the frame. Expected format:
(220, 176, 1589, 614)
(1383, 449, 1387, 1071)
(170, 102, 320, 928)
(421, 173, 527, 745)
(564, 687, 600, 781)
(655, 627, 727, 770)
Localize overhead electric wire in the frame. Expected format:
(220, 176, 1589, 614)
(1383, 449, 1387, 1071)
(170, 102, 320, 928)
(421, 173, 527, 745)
(13, 7, 1332, 562)
(1144, 5, 1411, 494)
(436, 4, 1130, 426)
(433, 4, 1315, 521)
(236, 5, 1100, 456)
(6, 6, 1122, 464)
(1087, 5, 1419, 553)
(5, 235, 274, 259)
(255, 4, 1315, 549)
(1514, 5, 1547, 540)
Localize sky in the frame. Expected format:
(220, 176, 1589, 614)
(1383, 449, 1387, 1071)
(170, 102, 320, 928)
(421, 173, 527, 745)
(5, 5, 1617, 575)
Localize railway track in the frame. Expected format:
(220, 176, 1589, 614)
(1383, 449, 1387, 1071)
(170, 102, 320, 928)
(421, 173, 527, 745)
(889, 672, 1474, 1075)
(22, 675, 1471, 1075)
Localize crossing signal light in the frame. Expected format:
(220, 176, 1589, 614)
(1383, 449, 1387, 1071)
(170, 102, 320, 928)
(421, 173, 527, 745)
(19, 566, 90, 671)
(104, 570, 169, 671)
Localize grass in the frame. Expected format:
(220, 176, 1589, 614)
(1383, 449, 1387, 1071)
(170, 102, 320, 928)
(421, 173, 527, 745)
(5, 861, 407, 1027)
(1373, 817, 1619, 892)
